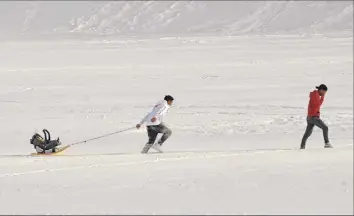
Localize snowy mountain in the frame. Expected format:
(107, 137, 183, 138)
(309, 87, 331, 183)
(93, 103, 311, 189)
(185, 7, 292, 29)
(0, 1, 352, 37)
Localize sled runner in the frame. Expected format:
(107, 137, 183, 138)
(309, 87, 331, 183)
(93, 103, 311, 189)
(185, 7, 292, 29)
(30, 145, 70, 156)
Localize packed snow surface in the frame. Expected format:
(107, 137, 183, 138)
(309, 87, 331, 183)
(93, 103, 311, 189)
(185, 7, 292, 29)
(0, 1, 353, 215)
(0, 34, 352, 215)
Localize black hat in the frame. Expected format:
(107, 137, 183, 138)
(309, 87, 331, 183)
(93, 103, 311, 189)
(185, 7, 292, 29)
(316, 84, 328, 91)
(164, 95, 174, 101)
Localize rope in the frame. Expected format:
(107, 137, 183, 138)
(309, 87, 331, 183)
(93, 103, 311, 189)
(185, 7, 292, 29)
(67, 127, 135, 147)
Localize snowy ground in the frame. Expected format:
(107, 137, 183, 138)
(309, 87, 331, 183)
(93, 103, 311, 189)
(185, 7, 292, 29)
(0, 35, 353, 214)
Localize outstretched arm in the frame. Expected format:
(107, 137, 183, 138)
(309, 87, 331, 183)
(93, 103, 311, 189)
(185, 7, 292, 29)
(137, 113, 149, 129)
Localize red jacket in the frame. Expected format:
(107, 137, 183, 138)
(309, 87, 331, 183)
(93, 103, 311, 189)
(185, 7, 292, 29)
(308, 90, 324, 117)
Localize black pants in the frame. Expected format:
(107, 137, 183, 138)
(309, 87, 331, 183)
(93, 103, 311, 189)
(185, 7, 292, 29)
(301, 116, 329, 148)
(147, 123, 172, 146)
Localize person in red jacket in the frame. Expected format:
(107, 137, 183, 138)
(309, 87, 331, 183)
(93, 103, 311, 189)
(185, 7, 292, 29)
(301, 84, 332, 149)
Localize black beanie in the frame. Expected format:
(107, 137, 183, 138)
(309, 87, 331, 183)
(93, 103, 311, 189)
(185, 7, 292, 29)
(316, 84, 328, 91)
(164, 95, 174, 101)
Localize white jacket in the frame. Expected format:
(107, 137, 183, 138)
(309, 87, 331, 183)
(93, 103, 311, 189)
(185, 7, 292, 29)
(139, 100, 170, 126)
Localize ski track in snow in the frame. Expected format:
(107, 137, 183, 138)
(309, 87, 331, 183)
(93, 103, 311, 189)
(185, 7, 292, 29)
(0, 145, 352, 179)
(0, 149, 289, 178)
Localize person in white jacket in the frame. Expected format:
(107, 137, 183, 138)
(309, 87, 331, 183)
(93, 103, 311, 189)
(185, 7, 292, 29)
(136, 95, 174, 153)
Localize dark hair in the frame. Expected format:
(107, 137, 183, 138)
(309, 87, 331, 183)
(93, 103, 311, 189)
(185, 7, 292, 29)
(164, 95, 174, 101)
(316, 84, 328, 91)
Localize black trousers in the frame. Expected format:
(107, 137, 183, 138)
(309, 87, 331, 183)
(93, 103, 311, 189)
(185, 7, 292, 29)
(147, 123, 172, 146)
(301, 116, 329, 148)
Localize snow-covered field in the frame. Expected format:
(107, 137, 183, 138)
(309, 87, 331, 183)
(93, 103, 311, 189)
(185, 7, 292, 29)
(0, 35, 352, 215)
(0, 1, 353, 214)
(0, 147, 352, 215)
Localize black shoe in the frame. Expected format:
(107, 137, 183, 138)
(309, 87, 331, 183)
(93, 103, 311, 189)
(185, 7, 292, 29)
(141, 143, 153, 154)
(324, 142, 333, 148)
